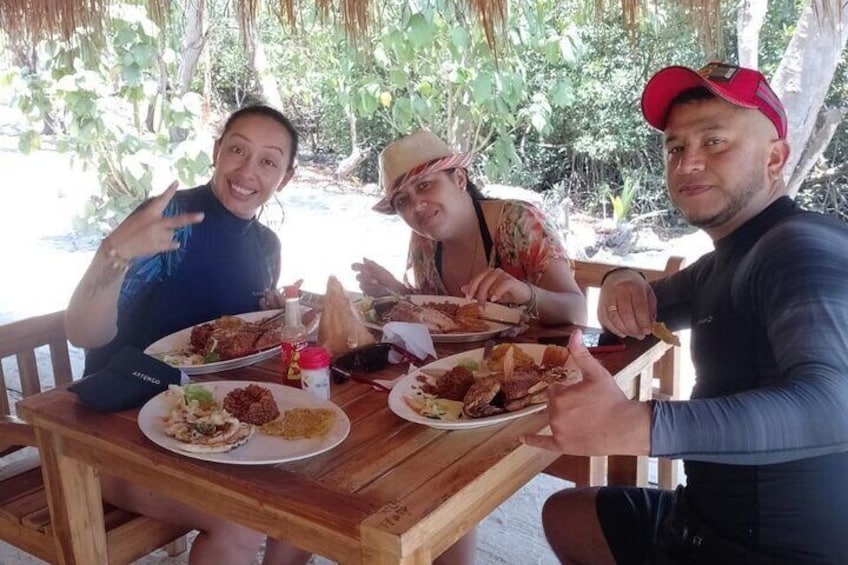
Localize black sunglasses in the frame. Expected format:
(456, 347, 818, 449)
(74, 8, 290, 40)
(331, 343, 425, 386)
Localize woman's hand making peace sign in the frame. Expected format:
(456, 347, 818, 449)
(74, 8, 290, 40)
(105, 181, 205, 261)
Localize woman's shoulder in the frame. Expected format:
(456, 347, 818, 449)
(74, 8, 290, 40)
(484, 198, 546, 217)
(482, 198, 549, 228)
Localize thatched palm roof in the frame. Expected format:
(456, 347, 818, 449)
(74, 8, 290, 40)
(1, 0, 723, 50)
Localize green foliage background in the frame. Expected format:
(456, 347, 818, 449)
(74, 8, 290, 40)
(2, 0, 846, 231)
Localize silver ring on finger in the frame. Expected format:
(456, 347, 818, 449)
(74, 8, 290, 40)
(607, 304, 619, 313)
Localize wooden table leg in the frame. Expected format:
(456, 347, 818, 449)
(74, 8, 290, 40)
(360, 533, 432, 565)
(35, 427, 108, 565)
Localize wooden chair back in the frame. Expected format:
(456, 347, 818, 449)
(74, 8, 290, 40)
(0, 311, 189, 563)
(545, 256, 686, 489)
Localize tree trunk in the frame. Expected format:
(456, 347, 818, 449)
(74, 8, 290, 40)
(335, 109, 369, 180)
(178, 0, 206, 96)
(736, 0, 768, 67)
(771, 0, 848, 193)
(787, 106, 845, 195)
(146, 54, 170, 133)
(244, 24, 284, 109)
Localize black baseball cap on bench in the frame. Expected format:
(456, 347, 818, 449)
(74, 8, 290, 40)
(70, 346, 183, 412)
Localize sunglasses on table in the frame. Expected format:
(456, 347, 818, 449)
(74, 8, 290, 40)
(331, 343, 426, 388)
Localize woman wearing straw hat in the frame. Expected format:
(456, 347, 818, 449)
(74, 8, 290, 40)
(353, 130, 587, 326)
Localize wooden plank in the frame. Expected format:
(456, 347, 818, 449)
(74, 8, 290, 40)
(654, 344, 681, 400)
(0, 311, 67, 358)
(0, 418, 37, 455)
(0, 467, 43, 505)
(106, 515, 190, 565)
(0, 362, 9, 416)
(0, 487, 47, 523)
(50, 339, 74, 386)
(102, 506, 138, 532)
(543, 455, 608, 487)
(361, 416, 558, 561)
(35, 426, 109, 565)
(0, 517, 56, 562)
(17, 350, 41, 397)
(356, 425, 503, 501)
(319, 421, 444, 492)
(21, 506, 50, 532)
(48, 432, 372, 564)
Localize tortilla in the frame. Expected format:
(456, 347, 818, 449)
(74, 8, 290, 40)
(652, 321, 681, 347)
(318, 275, 375, 356)
(172, 424, 254, 453)
(162, 385, 255, 453)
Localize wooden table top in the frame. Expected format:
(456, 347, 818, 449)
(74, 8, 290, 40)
(17, 326, 667, 564)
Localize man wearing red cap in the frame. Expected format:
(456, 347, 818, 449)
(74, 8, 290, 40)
(524, 62, 848, 564)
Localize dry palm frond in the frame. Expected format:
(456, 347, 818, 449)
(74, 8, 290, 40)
(0, 0, 98, 45)
(464, 0, 507, 51)
(5, 0, 841, 56)
(679, 0, 723, 57)
(0, 0, 173, 46)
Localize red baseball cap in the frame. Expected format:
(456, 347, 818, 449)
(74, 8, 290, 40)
(641, 62, 787, 139)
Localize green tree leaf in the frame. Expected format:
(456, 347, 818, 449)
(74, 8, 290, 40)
(407, 13, 432, 49)
(551, 79, 575, 108)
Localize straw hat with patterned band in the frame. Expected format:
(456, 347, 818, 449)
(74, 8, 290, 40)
(641, 62, 787, 140)
(373, 130, 473, 214)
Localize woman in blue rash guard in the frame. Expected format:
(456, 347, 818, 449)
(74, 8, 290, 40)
(64, 104, 312, 565)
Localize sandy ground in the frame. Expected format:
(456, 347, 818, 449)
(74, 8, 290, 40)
(0, 105, 706, 564)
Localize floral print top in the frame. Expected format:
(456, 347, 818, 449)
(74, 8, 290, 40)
(404, 199, 567, 294)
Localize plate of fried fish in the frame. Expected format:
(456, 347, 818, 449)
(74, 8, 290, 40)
(387, 343, 581, 430)
(359, 295, 520, 343)
(144, 309, 316, 375)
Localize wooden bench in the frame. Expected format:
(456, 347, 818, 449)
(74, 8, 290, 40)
(0, 311, 190, 563)
(544, 256, 685, 490)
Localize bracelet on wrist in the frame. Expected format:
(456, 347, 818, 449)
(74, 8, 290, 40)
(600, 266, 646, 286)
(101, 237, 130, 274)
(524, 283, 540, 318)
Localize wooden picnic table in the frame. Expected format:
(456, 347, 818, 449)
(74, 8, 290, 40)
(17, 324, 669, 564)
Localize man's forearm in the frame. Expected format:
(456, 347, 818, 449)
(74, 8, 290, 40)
(650, 373, 848, 464)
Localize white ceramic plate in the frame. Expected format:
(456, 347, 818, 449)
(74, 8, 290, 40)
(388, 343, 561, 430)
(362, 295, 515, 344)
(138, 381, 350, 465)
(144, 310, 290, 375)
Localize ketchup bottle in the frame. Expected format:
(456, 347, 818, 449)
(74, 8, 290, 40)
(280, 285, 308, 382)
